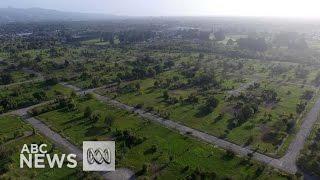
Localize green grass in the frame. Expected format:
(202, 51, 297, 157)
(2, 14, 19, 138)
(0, 82, 73, 113)
(94, 70, 317, 156)
(10, 71, 36, 83)
(36, 96, 291, 179)
(81, 38, 110, 46)
(0, 115, 81, 179)
(0, 115, 32, 143)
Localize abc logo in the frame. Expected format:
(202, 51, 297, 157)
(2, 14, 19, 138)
(87, 148, 111, 164)
(83, 141, 115, 171)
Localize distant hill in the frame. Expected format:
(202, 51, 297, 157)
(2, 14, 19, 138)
(0, 7, 121, 23)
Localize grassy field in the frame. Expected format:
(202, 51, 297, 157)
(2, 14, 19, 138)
(36, 96, 292, 179)
(95, 77, 316, 156)
(8, 71, 37, 84)
(0, 82, 73, 113)
(0, 115, 86, 179)
(90, 57, 318, 157)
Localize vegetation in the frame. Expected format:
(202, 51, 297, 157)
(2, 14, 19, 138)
(35, 95, 291, 179)
(1, 18, 320, 178)
(0, 115, 91, 179)
(0, 82, 72, 113)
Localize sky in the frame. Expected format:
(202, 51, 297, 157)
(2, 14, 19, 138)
(1, 0, 320, 18)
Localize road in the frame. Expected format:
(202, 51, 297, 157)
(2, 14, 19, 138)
(2, 100, 135, 180)
(65, 82, 320, 174)
(2, 80, 318, 175)
(23, 117, 135, 180)
(279, 97, 320, 172)
(62, 83, 302, 174)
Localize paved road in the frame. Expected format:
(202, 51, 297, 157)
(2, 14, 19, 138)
(62, 83, 299, 173)
(280, 97, 320, 172)
(2, 100, 135, 180)
(3, 81, 317, 175)
(68, 82, 320, 174)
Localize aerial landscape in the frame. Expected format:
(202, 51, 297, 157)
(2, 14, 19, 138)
(1, 0, 320, 179)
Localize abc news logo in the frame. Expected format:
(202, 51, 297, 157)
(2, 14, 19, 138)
(19, 141, 115, 171)
(83, 141, 115, 171)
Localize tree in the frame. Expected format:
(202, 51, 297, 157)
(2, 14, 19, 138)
(230, 102, 258, 128)
(295, 66, 309, 79)
(85, 93, 94, 100)
(237, 37, 267, 52)
(301, 90, 314, 100)
(70, 91, 77, 99)
(186, 92, 199, 104)
(191, 70, 218, 88)
(296, 101, 306, 114)
(33, 91, 47, 101)
(67, 99, 77, 111)
(146, 67, 156, 77)
(214, 31, 225, 41)
(34, 55, 42, 62)
(163, 90, 169, 100)
(313, 72, 320, 86)
(164, 60, 175, 69)
(0, 146, 12, 174)
(84, 106, 93, 118)
(141, 163, 149, 175)
(135, 82, 141, 91)
(91, 77, 100, 87)
(226, 39, 235, 46)
(261, 89, 279, 103)
(90, 112, 101, 124)
(197, 96, 219, 116)
(104, 114, 114, 128)
(0, 73, 13, 85)
(198, 53, 204, 59)
(45, 77, 58, 86)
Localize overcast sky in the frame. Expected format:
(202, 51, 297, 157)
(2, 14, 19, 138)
(1, 0, 320, 18)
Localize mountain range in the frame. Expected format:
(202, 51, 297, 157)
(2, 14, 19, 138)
(0, 7, 121, 23)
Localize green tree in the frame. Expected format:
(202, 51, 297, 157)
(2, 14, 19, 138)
(0, 73, 13, 85)
(104, 114, 114, 128)
(163, 90, 169, 100)
(84, 106, 93, 118)
(90, 112, 101, 124)
(70, 91, 77, 99)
